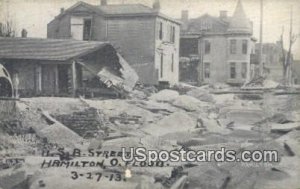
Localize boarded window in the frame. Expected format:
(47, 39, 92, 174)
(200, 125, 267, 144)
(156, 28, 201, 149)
(230, 39, 237, 54)
(241, 62, 247, 78)
(230, 62, 236, 79)
(83, 19, 92, 41)
(204, 62, 210, 78)
(160, 53, 164, 78)
(242, 40, 248, 54)
(204, 40, 210, 54)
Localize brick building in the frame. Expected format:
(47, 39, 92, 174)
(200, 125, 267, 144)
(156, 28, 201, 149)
(47, 0, 180, 86)
(180, 0, 256, 86)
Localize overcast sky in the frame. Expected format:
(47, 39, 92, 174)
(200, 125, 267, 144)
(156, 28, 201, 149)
(0, 0, 299, 59)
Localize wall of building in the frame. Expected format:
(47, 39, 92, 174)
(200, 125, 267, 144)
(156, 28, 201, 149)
(47, 15, 71, 39)
(155, 17, 180, 85)
(226, 36, 251, 84)
(200, 35, 228, 84)
(93, 15, 108, 41)
(5, 61, 37, 96)
(105, 16, 157, 84)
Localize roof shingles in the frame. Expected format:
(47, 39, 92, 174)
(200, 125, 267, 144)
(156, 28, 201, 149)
(0, 37, 111, 61)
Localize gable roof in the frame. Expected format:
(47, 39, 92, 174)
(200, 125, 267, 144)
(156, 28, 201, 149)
(99, 4, 156, 15)
(52, 1, 180, 25)
(0, 37, 113, 61)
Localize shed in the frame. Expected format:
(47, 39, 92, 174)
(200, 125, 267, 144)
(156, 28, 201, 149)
(0, 37, 138, 97)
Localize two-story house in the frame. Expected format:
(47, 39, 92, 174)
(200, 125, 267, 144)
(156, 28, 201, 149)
(47, 0, 180, 86)
(180, 0, 256, 86)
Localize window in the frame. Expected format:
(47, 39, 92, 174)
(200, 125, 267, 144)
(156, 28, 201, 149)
(230, 62, 236, 79)
(242, 40, 248, 54)
(171, 26, 175, 43)
(171, 54, 174, 72)
(204, 62, 210, 79)
(83, 19, 92, 41)
(241, 62, 247, 79)
(230, 39, 237, 54)
(160, 53, 164, 78)
(204, 40, 210, 54)
(159, 22, 163, 40)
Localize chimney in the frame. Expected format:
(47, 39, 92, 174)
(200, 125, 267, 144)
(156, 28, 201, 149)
(219, 10, 227, 19)
(21, 29, 27, 38)
(101, 0, 107, 6)
(152, 0, 160, 11)
(60, 8, 64, 14)
(181, 10, 189, 22)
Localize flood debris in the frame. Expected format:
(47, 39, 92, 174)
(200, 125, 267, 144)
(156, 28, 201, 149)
(148, 89, 179, 102)
(1, 81, 300, 189)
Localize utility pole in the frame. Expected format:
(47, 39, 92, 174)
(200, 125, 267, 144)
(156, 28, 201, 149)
(287, 6, 293, 85)
(259, 0, 264, 77)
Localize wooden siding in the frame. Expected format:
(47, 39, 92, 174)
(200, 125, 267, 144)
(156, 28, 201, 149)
(105, 17, 157, 84)
(47, 15, 71, 39)
(155, 17, 180, 85)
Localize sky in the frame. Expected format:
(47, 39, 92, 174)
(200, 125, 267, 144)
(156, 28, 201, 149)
(0, 0, 299, 59)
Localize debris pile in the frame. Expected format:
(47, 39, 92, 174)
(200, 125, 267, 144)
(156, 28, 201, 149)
(0, 82, 299, 189)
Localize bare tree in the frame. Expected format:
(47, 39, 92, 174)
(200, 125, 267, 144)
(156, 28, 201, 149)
(279, 7, 297, 86)
(0, 20, 16, 37)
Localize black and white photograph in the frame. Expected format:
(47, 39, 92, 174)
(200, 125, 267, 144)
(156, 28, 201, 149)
(0, 0, 299, 188)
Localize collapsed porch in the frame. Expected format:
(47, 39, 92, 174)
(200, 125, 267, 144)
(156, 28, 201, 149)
(0, 37, 138, 98)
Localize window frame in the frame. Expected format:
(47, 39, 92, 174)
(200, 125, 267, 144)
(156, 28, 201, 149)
(171, 53, 174, 72)
(160, 53, 164, 78)
(242, 39, 248, 54)
(204, 62, 210, 79)
(159, 22, 163, 40)
(230, 39, 237, 54)
(230, 62, 236, 79)
(241, 62, 247, 79)
(204, 40, 211, 54)
(83, 18, 92, 41)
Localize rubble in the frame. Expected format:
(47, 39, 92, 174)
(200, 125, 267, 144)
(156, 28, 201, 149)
(1, 82, 300, 189)
(148, 89, 179, 102)
(38, 112, 84, 148)
(171, 95, 211, 112)
(142, 112, 196, 137)
(271, 122, 300, 133)
(186, 87, 215, 103)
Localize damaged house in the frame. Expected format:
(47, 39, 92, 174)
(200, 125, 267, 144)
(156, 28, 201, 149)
(0, 37, 138, 98)
(47, 0, 180, 86)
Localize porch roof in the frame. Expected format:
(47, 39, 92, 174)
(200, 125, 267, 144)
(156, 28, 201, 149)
(0, 37, 113, 61)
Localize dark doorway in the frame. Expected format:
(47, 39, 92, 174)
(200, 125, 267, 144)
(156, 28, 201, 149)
(58, 65, 70, 95)
(0, 77, 13, 97)
(42, 65, 56, 95)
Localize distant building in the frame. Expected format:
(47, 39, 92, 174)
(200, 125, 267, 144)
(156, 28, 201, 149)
(47, 0, 181, 86)
(179, 0, 256, 86)
(254, 42, 284, 83)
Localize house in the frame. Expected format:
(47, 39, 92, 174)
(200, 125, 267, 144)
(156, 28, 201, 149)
(47, 0, 181, 86)
(179, 0, 256, 86)
(0, 37, 138, 97)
